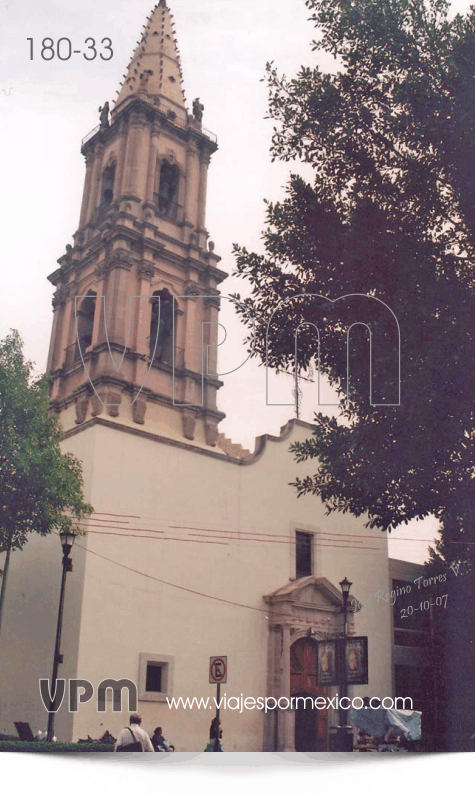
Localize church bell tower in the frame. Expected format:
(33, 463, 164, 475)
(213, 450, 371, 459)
(47, 0, 226, 447)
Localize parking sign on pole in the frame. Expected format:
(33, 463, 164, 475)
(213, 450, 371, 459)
(209, 656, 227, 684)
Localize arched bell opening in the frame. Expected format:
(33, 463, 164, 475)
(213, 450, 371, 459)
(149, 288, 175, 364)
(155, 160, 180, 219)
(75, 292, 97, 360)
(101, 163, 116, 207)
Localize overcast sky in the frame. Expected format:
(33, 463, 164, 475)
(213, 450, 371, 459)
(1, 0, 471, 563)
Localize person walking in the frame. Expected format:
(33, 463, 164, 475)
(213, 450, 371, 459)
(209, 717, 223, 751)
(115, 714, 154, 752)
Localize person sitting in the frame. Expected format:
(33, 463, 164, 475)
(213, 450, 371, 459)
(355, 729, 377, 752)
(151, 726, 173, 752)
(379, 728, 406, 752)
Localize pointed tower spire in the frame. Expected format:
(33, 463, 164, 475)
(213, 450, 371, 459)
(115, 1, 186, 117)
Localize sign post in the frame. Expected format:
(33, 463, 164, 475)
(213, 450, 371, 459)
(209, 656, 227, 752)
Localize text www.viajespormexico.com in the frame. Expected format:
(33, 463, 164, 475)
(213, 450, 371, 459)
(166, 695, 413, 713)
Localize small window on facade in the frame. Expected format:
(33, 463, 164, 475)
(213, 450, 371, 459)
(138, 653, 174, 702)
(296, 532, 312, 579)
(146, 664, 162, 693)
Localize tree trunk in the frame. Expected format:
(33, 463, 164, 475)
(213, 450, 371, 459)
(0, 529, 14, 649)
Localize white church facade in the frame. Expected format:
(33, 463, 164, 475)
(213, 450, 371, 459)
(0, 1, 403, 752)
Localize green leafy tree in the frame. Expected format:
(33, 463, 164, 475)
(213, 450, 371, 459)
(0, 330, 93, 637)
(232, 0, 475, 565)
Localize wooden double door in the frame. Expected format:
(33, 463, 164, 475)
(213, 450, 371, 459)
(291, 638, 328, 752)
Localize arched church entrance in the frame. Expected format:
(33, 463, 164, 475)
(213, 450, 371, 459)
(291, 637, 328, 752)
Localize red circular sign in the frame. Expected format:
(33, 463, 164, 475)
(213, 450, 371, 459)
(209, 657, 227, 683)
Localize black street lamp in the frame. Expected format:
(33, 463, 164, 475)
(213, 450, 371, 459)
(46, 530, 76, 742)
(338, 576, 353, 751)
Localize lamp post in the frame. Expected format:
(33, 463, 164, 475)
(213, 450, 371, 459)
(338, 576, 352, 751)
(46, 530, 76, 742)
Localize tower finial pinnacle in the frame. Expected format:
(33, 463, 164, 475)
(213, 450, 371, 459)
(115, 0, 186, 113)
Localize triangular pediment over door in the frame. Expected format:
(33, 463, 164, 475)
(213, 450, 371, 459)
(264, 575, 360, 638)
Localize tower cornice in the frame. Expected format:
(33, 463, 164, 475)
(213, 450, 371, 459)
(81, 96, 217, 161)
